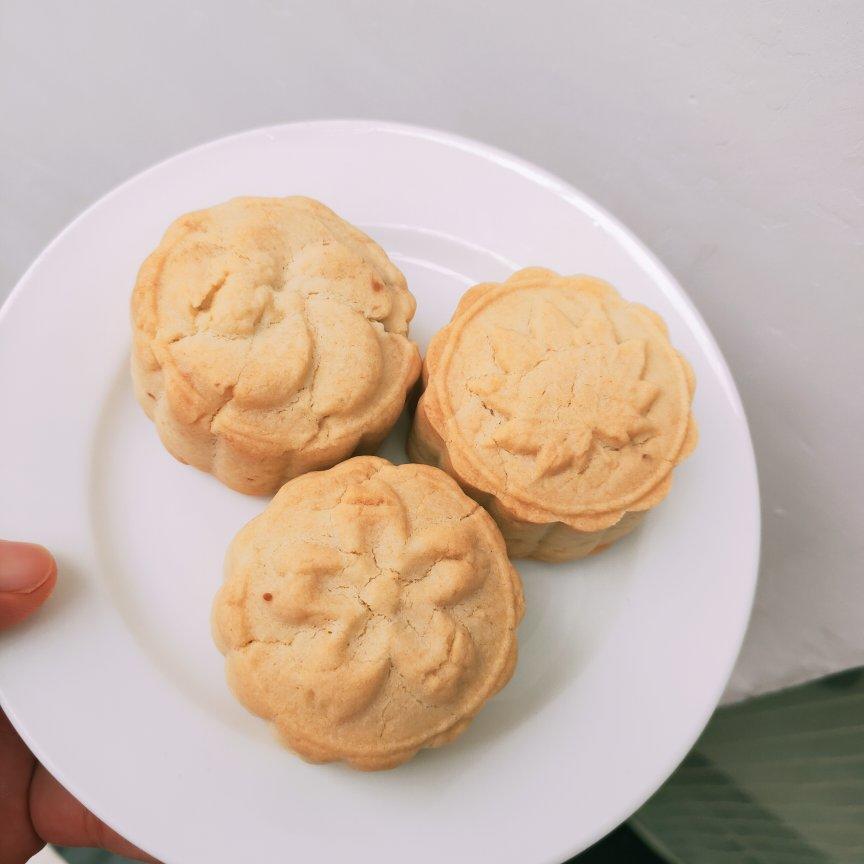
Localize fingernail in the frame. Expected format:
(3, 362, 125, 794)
(0, 541, 55, 594)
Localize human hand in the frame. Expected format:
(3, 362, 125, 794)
(0, 540, 159, 864)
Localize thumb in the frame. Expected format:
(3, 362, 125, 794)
(0, 541, 57, 629)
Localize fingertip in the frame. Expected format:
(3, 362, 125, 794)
(0, 541, 57, 593)
(0, 541, 57, 628)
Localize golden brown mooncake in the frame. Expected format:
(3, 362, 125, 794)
(409, 268, 698, 561)
(131, 196, 421, 495)
(212, 456, 524, 770)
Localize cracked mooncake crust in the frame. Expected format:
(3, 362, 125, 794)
(212, 456, 524, 770)
(408, 268, 698, 561)
(131, 196, 421, 495)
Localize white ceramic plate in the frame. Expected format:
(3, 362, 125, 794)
(0, 121, 759, 864)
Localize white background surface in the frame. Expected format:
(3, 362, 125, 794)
(1, 0, 862, 701)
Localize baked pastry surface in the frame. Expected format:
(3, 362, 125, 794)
(409, 268, 698, 560)
(131, 196, 421, 494)
(212, 456, 524, 770)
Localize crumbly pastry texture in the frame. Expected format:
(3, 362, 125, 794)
(212, 456, 524, 770)
(409, 268, 698, 561)
(131, 196, 421, 494)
